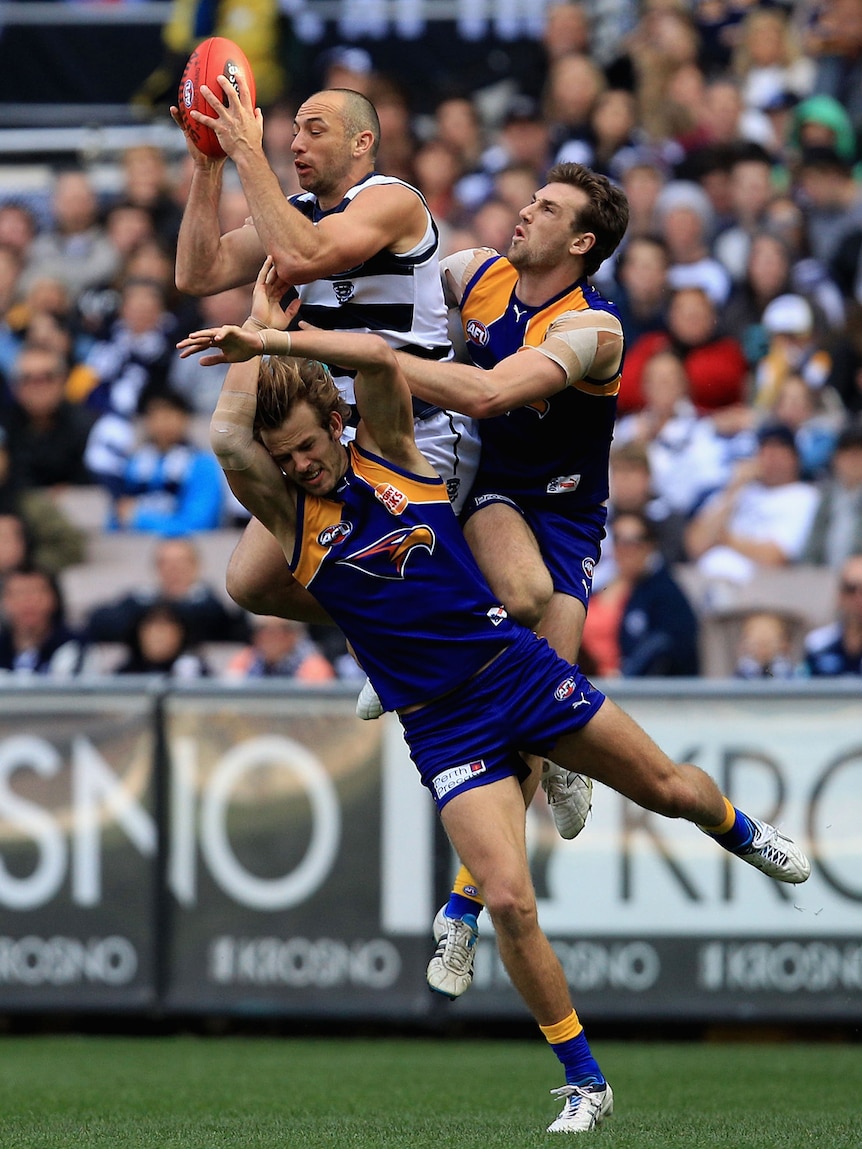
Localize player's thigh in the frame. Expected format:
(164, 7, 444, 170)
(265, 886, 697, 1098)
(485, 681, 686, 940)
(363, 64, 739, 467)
(549, 696, 681, 810)
(464, 503, 552, 622)
(440, 775, 533, 903)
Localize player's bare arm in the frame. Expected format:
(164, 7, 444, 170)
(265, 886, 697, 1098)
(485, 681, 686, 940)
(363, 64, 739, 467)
(172, 78, 267, 294)
(207, 355, 296, 547)
(395, 308, 623, 420)
(254, 180, 428, 285)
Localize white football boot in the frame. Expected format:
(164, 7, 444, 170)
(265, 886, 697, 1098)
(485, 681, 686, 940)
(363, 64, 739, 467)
(541, 759, 593, 840)
(425, 906, 479, 999)
(547, 1081, 614, 1134)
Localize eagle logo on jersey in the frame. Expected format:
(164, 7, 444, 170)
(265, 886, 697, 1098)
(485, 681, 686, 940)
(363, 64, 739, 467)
(465, 318, 490, 347)
(336, 525, 435, 579)
(333, 281, 355, 305)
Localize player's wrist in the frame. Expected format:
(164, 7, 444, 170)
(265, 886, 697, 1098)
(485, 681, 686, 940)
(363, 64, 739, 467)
(258, 329, 291, 356)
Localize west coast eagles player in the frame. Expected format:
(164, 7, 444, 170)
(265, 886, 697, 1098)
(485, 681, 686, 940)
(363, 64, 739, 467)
(395, 162, 630, 998)
(179, 264, 810, 1134)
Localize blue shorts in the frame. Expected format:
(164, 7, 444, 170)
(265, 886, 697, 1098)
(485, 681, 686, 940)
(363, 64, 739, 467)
(461, 494, 607, 608)
(399, 627, 606, 811)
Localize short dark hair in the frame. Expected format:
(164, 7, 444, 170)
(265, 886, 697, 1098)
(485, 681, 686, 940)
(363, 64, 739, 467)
(333, 89, 381, 161)
(255, 357, 351, 436)
(545, 161, 630, 275)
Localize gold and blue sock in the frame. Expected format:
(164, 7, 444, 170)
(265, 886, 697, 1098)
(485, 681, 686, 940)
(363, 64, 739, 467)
(444, 865, 485, 921)
(699, 797, 757, 854)
(540, 1009, 605, 1087)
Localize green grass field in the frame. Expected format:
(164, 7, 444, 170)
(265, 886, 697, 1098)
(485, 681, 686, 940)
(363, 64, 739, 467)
(0, 1034, 858, 1148)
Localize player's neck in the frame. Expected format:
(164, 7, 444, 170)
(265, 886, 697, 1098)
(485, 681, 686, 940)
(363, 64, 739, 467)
(515, 262, 584, 308)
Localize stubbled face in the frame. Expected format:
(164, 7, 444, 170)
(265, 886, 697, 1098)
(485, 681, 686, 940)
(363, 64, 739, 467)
(508, 182, 588, 271)
(261, 401, 346, 498)
(291, 93, 359, 205)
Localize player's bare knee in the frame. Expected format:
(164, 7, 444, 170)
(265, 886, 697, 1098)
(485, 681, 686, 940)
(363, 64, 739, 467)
(482, 886, 537, 938)
(505, 578, 553, 631)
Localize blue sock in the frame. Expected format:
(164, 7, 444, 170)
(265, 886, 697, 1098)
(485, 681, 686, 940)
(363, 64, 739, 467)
(551, 1032, 605, 1088)
(445, 892, 483, 921)
(705, 806, 757, 854)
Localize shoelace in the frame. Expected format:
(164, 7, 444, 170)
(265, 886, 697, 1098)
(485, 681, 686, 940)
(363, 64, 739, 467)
(753, 828, 789, 867)
(550, 1085, 600, 1119)
(436, 922, 476, 974)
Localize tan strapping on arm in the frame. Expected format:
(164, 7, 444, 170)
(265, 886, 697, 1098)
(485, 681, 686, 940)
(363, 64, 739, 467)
(535, 311, 623, 383)
(210, 390, 259, 471)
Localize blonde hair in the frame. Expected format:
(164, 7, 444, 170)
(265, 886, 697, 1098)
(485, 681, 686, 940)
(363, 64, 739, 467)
(254, 356, 350, 437)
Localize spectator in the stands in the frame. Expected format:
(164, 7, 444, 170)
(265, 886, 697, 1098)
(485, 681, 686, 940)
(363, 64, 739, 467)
(0, 564, 86, 676)
(613, 511, 700, 678)
(115, 601, 210, 678)
(713, 144, 779, 284)
(544, 52, 606, 156)
(0, 511, 31, 575)
(802, 421, 862, 567)
(801, 552, 862, 677)
(619, 285, 748, 415)
(618, 157, 668, 240)
(768, 372, 842, 480)
(731, 6, 814, 116)
(413, 139, 464, 226)
(733, 609, 799, 680)
(614, 349, 728, 518)
(0, 344, 96, 490)
(85, 535, 247, 647)
(0, 438, 85, 576)
(21, 169, 119, 302)
(106, 385, 223, 535)
(83, 277, 180, 488)
(655, 181, 731, 307)
(753, 293, 832, 412)
(685, 422, 821, 584)
(804, 0, 862, 135)
(793, 147, 862, 271)
(0, 203, 37, 261)
(611, 234, 670, 345)
(224, 616, 335, 682)
(117, 144, 184, 247)
(167, 284, 252, 415)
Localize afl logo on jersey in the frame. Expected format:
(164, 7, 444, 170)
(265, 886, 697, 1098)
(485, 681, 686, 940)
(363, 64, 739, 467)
(582, 557, 595, 580)
(318, 521, 353, 547)
(554, 676, 577, 702)
(465, 319, 490, 347)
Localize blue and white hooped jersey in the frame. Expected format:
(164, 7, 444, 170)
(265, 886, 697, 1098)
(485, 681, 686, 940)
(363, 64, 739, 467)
(289, 174, 452, 409)
(454, 251, 624, 507)
(288, 442, 519, 711)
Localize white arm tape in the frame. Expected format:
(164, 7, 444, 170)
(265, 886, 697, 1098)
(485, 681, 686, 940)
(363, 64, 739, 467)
(210, 390, 259, 471)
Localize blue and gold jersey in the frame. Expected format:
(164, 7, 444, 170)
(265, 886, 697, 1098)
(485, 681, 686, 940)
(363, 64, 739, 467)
(457, 252, 623, 506)
(289, 443, 519, 710)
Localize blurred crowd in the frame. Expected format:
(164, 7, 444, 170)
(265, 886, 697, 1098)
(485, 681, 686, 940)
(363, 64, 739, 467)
(1, 0, 861, 682)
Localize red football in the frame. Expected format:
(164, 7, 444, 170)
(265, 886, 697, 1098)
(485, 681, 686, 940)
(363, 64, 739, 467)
(177, 36, 256, 159)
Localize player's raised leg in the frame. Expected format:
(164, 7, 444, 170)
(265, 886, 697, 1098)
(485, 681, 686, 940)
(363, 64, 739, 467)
(549, 697, 810, 883)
